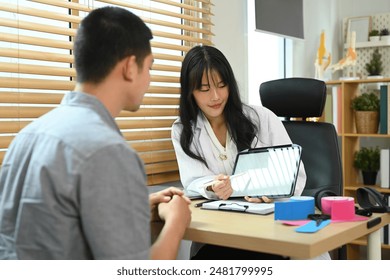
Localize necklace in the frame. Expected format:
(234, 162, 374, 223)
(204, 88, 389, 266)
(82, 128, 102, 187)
(219, 153, 227, 160)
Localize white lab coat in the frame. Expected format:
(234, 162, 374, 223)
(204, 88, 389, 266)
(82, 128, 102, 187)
(171, 104, 306, 199)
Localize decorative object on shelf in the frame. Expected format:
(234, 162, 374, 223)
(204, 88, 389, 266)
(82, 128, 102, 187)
(365, 48, 383, 78)
(314, 30, 331, 80)
(346, 16, 371, 43)
(351, 92, 380, 134)
(369, 29, 380, 42)
(353, 146, 380, 185)
(330, 31, 357, 77)
(380, 28, 390, 42)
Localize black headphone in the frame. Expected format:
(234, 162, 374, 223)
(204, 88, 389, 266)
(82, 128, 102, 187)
(314, 189, 338, 212)
(356, 187, 390, 213)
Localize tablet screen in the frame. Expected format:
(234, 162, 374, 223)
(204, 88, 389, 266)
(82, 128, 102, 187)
(231, 144, 302, 198)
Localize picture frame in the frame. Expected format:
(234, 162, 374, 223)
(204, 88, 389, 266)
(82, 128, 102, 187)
(345, 16, 372, 43)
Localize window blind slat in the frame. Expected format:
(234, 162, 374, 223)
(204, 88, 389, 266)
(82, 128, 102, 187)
(0, 136, 14, 149)
(152, 0, 211, 14)
(0, 121, 30, 134)
(117, 119, 175, 130)
(0, 92, 63, 104)
(140, 150, 177, 164)
(0, 2, 82, 24)
(0, 32, 73, 50)
(144, 161, 178, 175)
(153, 30, 212, 45)
(153, 53, 183, 62)
(0, 48, 74, 63)
(147, 172, 180, 186)
(147, 86, 180, 94)
(0, 106, 54, 118)
(119, 108, 178, 118)
(30, 0, 92, 12)
(0, 62, 76, 77)
(130, 140, 174, 153)
(0, 17, 77, 37)
(0, 77, 75, 90)
(122, 130, 171, 141)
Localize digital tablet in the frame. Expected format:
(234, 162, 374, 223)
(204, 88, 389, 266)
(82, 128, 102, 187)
(230, 144, 302, 198)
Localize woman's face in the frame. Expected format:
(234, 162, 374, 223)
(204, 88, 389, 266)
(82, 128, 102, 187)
(192, 70, 229, 122)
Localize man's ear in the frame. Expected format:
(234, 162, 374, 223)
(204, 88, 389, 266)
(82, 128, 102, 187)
(122, 55, 137, 82)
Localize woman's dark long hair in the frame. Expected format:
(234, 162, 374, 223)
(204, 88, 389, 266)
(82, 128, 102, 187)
(179, 45, 258, 167)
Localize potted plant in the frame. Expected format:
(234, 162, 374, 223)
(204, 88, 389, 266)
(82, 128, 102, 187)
(380, 28, 390, 42)
(369, 29, 380, 41)
(351, 92, 380, 134)
(353, 146, 380, 185)
(365, 48, 383, 78)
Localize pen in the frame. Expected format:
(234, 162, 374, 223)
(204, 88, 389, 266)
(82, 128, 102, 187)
(203, 172, 247, 187)
(195, 199, 215, 208)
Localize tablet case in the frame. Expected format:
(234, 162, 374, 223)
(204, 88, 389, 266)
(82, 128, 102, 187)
(230, 144, 302, 198)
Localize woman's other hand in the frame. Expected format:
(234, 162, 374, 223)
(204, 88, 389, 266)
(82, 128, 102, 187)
(210, 174, 233, 200)
(244, 195, 274, 203)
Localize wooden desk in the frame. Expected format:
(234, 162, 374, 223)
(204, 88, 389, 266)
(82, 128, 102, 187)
(151, 200, 390, 259)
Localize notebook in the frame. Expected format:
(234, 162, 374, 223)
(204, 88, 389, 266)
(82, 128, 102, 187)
(228, 144, 302, 198)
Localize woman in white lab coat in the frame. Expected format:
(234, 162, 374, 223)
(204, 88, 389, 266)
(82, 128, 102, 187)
(171, 45, 306, 201)
(171, 45, 329, 260)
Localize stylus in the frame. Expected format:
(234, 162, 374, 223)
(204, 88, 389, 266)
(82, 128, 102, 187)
(203, 172, 247, 186)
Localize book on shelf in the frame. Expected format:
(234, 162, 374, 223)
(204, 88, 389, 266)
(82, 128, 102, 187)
(331, 86, 342, 133)
(324, 87, 333, 124)
(380, 149, 390, 189)
(383, 195, 389, 245)
(379, 85, 389, 134)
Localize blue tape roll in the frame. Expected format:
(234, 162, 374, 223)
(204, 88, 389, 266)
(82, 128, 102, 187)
(274, 196, 315, 220)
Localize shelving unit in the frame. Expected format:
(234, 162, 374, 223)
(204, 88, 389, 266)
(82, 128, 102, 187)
(326, 78, 390, 259)
(344, 40, 390, 49)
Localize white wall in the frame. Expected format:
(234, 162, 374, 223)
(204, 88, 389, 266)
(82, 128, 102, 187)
(293, 0, 337, 79)
(212, 0, 248, 102)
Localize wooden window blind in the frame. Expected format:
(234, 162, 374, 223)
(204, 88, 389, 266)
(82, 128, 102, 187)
(0, 0, 213, 185)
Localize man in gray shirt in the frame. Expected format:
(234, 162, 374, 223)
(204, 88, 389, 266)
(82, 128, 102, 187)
(0, 6, 191, 260)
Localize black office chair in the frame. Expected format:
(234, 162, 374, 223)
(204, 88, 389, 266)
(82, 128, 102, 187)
(260, 78, 345, 260)
(259, 77, 343, 202)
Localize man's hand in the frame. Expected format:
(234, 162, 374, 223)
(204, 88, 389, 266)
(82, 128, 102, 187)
(158, 195, 191, 228)
(149, 187, 190, 206)
(149, 187, 191, 222)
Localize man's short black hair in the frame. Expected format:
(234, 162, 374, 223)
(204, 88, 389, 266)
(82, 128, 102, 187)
(74, 6, 153, 83)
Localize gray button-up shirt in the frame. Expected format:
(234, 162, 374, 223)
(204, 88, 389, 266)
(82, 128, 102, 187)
(0, 91, 150, 259)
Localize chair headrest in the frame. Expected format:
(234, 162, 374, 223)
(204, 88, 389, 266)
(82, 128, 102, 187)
(259, 77, 327, 118)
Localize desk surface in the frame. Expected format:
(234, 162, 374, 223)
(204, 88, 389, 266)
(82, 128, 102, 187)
(152, 200, 390, 259)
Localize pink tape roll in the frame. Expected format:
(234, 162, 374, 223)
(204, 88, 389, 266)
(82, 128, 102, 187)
(321, 196, 355, 220)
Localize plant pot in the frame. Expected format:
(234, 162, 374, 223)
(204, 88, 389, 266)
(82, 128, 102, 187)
(369, 35, 380, 42)
(380, 35, 390, 43)
(355, 111, 379, 134)
(366, 75, 384, 90)
(362, 171, 377, 185)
